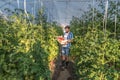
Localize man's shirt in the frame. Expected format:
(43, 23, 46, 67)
(62, 32, 73, 48)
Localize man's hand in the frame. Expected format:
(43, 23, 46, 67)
(67, 39, 73, 43)
(56, 36, 73, 45)
(56, 36, 65, 44)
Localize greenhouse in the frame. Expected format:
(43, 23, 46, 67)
(0, 0, 120, 80)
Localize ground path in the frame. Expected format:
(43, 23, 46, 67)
(51, 56, 77, 80)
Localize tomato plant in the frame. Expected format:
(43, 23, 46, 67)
(70, 28, 120, 79)
(0, 12, 62, 80)
(70, 1, 120, 79)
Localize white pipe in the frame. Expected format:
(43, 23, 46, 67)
(24, 0, 27, 14)
(17, 0, 20, 8)
(41, 0, 43, 7)
(103, 0, 108, 37)
(24, 0, 29, 22)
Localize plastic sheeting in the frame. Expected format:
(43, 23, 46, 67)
(0, 0, 119, 25)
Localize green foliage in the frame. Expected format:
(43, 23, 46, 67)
(0, 13, 62, 80)
(71, 28, 120, 79)
(36, 8, 47, 26)
(0, 1, 120, 80)
(70, 1, 120, 79)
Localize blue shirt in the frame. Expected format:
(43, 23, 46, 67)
(63, 32, 73, 48)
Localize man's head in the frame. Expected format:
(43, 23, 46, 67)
(65, 25, 70, 33)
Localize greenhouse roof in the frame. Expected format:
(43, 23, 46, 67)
(0, 0, 118, 24)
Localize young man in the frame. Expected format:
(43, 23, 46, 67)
(61, 25, 73, 68)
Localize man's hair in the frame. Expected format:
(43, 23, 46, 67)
(65, 25, 70, 29)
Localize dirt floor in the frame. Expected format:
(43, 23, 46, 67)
(51, 56, 78, 80)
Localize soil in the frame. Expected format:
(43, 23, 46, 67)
(51, 56, 78, 80)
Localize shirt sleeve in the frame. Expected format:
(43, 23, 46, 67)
(70, 32, 73, 39)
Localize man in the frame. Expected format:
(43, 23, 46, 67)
(61, 25, 73, 68)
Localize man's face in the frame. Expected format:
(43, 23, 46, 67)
(65, 28, 70, 33)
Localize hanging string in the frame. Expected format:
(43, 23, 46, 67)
(54, 1, 60, 25)
(114, 0, 118, 39)
(115, 15, 117, 38)
(92, 0, 95, 28)
(40, 0, 43, 26)
(65, 1, 68, 25)
(33, 0, 35, 17)
(32, 7, 34, 16)
(51, 0, 54, 22)
(50, 0, 54, 23)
